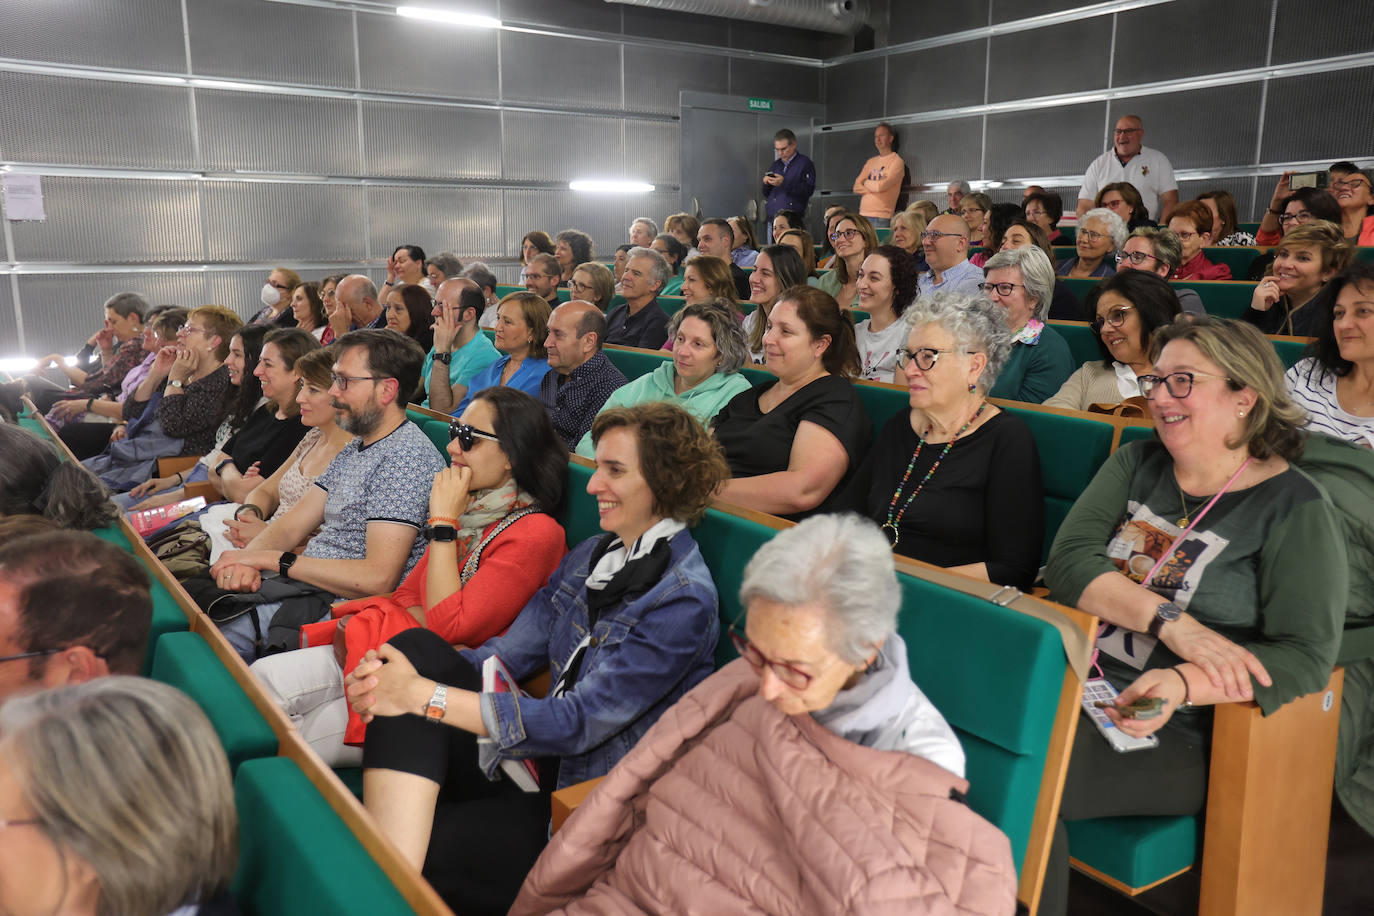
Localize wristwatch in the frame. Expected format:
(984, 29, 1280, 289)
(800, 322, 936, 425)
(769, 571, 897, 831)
(433, 351, 453, 365)
(423, 684, 448, 723)
(1148, 600, 1183, 638)
(167, 378, 184, 389)
(277, 551, 299, 578)
(423, 524, 458, 542)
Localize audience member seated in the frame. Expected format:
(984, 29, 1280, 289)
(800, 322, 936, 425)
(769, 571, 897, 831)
(1041, 316, 1345, 916)
(714, 286, 871, 520)
(854, 244, 919, 381)
(847, 294, 1042, 588)
(1024, 190, 1065, 243)
(1333, 168, 1374, 243)
(511, 514, 1016, 916)
(129, 326, 315, 509)
(426, 251, 464, 289)
(1046, 271, 1182, 411)
(519, 231, 556, 286)
(247, 267, 302, 328)
(775, 227, 820, 278)
(816, 205, 846, 269)
(649, 233, 687, 296)
(1057, 207, 1125, 279)
(741, 245, 809, 363)
(0, 677, 238, 916)
(0, 426, 117, 531)
(910, 198, 940, 225)
(384, 283, 437, 365)
(1196, 190, 1256, 246)
(84, 305, 240, 499)
(889, 207, 929, 267)
(769, 208, 804, 244)
(0, 530, 151, 705)
(575, 299, 752, 457)
(1244, 221, 1353, 337)
(604, 248, 670, 349)
(945, 179, 970, 215)
(696, 219, 751, 299)
(999, 219, 1082, 320)
(288, 281, 328, 340)
(918, 213, 983, 298)
(1113, 227, 1205, 315)
(1254, 175, 1343, 247)
(959, 191, 992, 248)
(727, 216, 761, 267)
(539, 301, 628, 450)
(676, 254, 740, 314)
(423, 280, 500, 414)
(17, 292, 149, 416)
(524, 253, 563, 310)
(567, 262, 614, 313)
(463, 262, 502, 328)
(343, 402, 728, 912)
(383, 244, 434, 299)
(199, 330, 444, 662)
(971, 202, 1022, 268)
(813, 211, 878, 310)
(664, 212, 701, 260)
(1285, 262, 1374, 449)
(627, 217, 657, 249)
(253, 388, 568, 766)
(851, 122, 904, 227)
(319, 273, 347, 343)
(1095, 181, 1155, 231)
(207, 348, 351, 561)
(336, 274, 387, 332)
(610, 244, 633, 284)
(554, 230, 595, 287)
(983, 247, 1075, 403)
(1168, 201, 1232, 280)
(52, 306, 186, 460)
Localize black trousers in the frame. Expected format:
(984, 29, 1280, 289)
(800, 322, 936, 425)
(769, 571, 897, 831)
(1038, 715, 1210, 916)
(363, 628, 552, 916)
(59, 421, 118, 460)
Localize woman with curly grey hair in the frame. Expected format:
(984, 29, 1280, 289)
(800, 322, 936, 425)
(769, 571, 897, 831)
(982, 246, 1076, 403)
(844, 292, 1045, 588)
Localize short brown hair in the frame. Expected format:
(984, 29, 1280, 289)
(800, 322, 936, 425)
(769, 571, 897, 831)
(778, 285, 861, 378)
(1150, 317, 1306, 461)
(665, 212, 701, 243)
(1277, 220, 1354, 276)
(1169, 200, 1214, 236)
(188, 305, 243, 361)
(590, 402, 729, 525)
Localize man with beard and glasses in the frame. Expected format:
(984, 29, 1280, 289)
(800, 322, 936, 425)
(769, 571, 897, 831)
(204, 329, 444, 661)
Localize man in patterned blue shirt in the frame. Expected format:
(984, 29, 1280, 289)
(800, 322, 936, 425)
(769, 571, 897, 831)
(539, 301, 628, 450)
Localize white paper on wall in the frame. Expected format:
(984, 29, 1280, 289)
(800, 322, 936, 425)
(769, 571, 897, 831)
(3, 174, 46, 221)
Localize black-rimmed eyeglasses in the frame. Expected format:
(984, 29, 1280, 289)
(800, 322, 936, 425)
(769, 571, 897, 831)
(1136, 370, 1232, 399)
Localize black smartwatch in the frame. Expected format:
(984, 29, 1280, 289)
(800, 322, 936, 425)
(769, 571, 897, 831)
(423, 524, 458, 542)
(1148, 600, 1183, 638)
(278, 551, 299, 578)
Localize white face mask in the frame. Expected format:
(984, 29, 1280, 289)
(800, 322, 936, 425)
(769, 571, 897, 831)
(260, 283, 281, 308)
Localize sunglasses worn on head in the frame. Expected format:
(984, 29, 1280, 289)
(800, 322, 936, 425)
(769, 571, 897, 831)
(448, 421, 500, 450)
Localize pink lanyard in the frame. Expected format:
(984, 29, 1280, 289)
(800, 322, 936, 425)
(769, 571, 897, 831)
(1089, 456, 1254, 678)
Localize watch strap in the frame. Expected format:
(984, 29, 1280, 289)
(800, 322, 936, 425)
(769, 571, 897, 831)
(424, 684, 448, 722)
(1148, 601, 1181, 639)
(423, 524, 458, 542)
(278, 551, 299, 578)
(433, 351, 453, 365)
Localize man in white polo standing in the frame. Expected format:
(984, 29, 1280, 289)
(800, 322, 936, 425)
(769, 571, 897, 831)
(1076, 115, 1178, 224)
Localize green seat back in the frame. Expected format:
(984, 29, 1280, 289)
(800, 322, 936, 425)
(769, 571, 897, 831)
(232, 757, 415, 915)
(1061, 278, 1257, 320)
(1058, 226, 1077, 243)
(1238, 221, 1261, 235)
(558, 462, 603, 551)
(1118, 424, 1155, 448)
(91, 526, 192, 674)
(1271, 337, 1311, 369)
(875, 227, 892, 244)
(1202, 246, 1262, 277)
(1049, 321, 1101, 367)
(1357, 246, 1374, 263)
(657, 295, 685, 320)
(404, 409, 451, 458)
(151, 632, 276, 772)
(604, 346, 670, 382)
(852, 380, 908, 446)
(1065, 815, 1201, 890)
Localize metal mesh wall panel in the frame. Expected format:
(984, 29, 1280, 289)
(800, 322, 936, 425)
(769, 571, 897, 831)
(1, 0, 187, 72)
(624, 47, 728, 115)
(988, 18, 1112, 103)
(18, 272, 215, 355)
(1259, 67, 1374, 164)
(622, 5, 730, 45)
(984, 102, 1106, 179)
(202, 182, 367, 262)
(203, 269, 304, 320)
(1114, 0, 1272, 85)
(502, 112, 626, 181)
(817, 127, 884, 191)
(498, 32, 624, 108)
(898, 117, 985, 186)
(185, 0, 356, 88)
(367, 187, 504, 261)
(502, 189, 628, 263)
(356, 12, 500, 100)
(196, 91, 361, 176)
(360, 102, 502, 180)
(0, 283, 19, 356)
(0, 72, 195, 169)
(624, 120, 681, 187)
(727, 59, 823, 105)
(1110, 83, 1262, 170)
(886, 40, 987, 114)
(824, 57, 887, 123)
(990, 0, 1087, 23)
(888, 0, 990, 45)
(729, 18, 835, 58)
(1175, 177, 1257, 223)
(501, 0, 624, 33)
(8, 178, 204, 264)
(1273, 0, 1374, 64)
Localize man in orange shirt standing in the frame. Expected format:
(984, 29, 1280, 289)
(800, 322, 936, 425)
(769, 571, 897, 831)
(851, 122, 905, 228)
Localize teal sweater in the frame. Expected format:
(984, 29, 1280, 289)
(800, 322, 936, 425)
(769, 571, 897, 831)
(574, 363, 752, 458)
(988, 325, 1074, 404)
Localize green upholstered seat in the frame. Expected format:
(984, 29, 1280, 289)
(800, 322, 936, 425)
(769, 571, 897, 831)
(404, 409, 451, 457)
(1357, 246, 1374, 263)
(150, 631, 276, 772)
(875, 227, 892, 243)
(91, 526, 192, 674)
(1061, 278, 1257, 320)
(852, 379, 908, 444)
(1201, 246, 1262, 277)
(603, 346, 671, 383)
(1049, 321, 1100, 367)
(1271, 337, 1311, 369)
(1118, 424, 1155, 449)
(232, 757, 415, 915)
(1065, 814, 1201, 891)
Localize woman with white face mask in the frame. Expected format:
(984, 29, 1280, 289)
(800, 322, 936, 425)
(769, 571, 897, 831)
(248, 267, 303, 328)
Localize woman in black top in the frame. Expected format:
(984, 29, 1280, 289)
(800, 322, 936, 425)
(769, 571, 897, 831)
(845, 291, 1044, 589)
(712, 286, 870, 519)
(1244, 221, 1353, 338)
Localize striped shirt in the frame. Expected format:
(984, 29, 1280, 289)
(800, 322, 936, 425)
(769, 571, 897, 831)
(1285, 358, 1374, 449)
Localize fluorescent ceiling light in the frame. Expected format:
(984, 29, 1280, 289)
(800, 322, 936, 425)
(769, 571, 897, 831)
(396, 6, 502, 28)
(0, 357, 39, 373)
(569, 179, 655, 194)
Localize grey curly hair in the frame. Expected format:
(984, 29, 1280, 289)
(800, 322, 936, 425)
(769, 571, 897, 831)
(901, 290, 1014, 393)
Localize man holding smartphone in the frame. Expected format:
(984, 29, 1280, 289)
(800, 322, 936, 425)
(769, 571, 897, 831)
(762, 129, 815, 240)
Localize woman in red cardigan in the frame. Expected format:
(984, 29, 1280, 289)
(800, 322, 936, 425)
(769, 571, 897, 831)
(1168, 201, 1232, 281)
(249, 387, 569, 766)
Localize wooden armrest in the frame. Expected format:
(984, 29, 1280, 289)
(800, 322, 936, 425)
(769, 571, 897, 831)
(1199, 667, 1343, 915)
(157, 455, 202, 477)
(183, 481, 221, 502)
(550, 777, 604, 833)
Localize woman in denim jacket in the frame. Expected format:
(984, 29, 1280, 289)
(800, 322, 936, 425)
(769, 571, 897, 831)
(346, 402, 729, 915)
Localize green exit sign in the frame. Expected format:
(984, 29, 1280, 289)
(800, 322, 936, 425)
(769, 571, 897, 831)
(747, 97, 773, 111)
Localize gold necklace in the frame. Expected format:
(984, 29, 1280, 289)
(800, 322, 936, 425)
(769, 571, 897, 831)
(1175, 476, 1207, 528)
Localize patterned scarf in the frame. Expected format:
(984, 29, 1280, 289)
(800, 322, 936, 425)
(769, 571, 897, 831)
(1010, 318, 1045, 346)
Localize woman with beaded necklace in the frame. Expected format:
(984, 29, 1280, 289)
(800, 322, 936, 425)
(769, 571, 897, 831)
(844, 292, 1044, 589)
